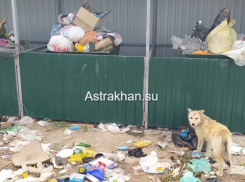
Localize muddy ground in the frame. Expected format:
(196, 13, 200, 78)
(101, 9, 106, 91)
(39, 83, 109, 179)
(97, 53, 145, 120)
(1, 122, 245, 182)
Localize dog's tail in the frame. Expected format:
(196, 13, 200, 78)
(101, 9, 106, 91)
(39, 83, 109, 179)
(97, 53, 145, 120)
(221, 136, 232, 167)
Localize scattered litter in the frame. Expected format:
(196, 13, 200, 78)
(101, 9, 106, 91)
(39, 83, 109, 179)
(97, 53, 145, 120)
(140, 151, 170, 174)
(17, 126, 43, 141)
(74, 142, 91, 147)
(126, 140, 132, 144)
(1, 155, 11, 159)
(169, 150, 185, 155)
(117, 146, 129, 151)
(64, 129, 73, 135)
(116, 152, 125, 161)
(22, 162, 53, 174)
(106, 168, 130, 182)
(0, 121, 13, 129)
(126, 127, 144, 136)
(1, 124, 21, 134)
(205, 178, 223, 182)
(187, 158, 211, 173)
(11, 141, 50, 166)
(56, 149, 74, 158)
(231, 143, 245, 155)
(0, 169, 13, 182)
(207, 157, 216, 164)
(188, 152, 203, 158)
(89, 157, 118, 170)
(38, 120, 50, 126)
(51, 157, 64, 169)
(9, 140, 31, 152)
(134, 140, 151, 148)
(55, 156, 68, 166)
(18, 116, 34, 125)
(172, 126, 206, 151)
(49, 143, 64, 152)
(180, 171, 201, 182)
(0, 146, 8, 150)
(156, 142, 167, 149)
(98, 123, 130, 134)
(69, 126, 81, 130)
(128, 148, 146, 158)
(50, 121, 70, 129)
(21, 172, 28, 178)
(59, 169, 67, 174)
(70, 173, 85, 182)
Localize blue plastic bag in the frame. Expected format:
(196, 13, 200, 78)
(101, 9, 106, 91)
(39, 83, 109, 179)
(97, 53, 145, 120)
(51, 22, 62, 36)
(180, 172, 201, 182)
(187, 158, 211, 173)
(180, 130, 191, 140)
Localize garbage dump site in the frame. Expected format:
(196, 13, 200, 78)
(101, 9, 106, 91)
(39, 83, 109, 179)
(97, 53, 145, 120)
(0, 1, 245, 182)
(0, 116, 245, 182)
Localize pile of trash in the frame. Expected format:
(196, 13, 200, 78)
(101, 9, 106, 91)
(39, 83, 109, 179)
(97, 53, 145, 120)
(48, 1, 122, 53)
(171, 7, 245, 66)
(1, 116, 245, 182)
(0, 18, 29, 57)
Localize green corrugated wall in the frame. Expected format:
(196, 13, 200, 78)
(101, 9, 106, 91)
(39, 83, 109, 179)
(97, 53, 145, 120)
(20, 52, 144, 125)
(0, 57, 18, 116)
(149, 58, 245, 133)
(1, 53, 243, 132)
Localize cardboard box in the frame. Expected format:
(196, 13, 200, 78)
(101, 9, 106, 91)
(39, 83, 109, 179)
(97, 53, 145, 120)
(74, 6, 100, 32)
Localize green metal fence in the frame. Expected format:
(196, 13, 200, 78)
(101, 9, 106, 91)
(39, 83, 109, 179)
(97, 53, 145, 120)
(19, 52, 144, 125)
(1, 53, 245, 133)
(0, 57, 18, 116)
(149, 57, 245, 132)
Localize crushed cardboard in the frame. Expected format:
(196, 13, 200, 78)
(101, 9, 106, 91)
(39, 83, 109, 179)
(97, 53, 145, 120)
(11, 141, 50, 166)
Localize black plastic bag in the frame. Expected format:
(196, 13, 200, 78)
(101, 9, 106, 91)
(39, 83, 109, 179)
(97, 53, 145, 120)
(209, 8, 231, 32)
(172, 126, 206, 152)
(191, 21, 210, 42)
(206, 178, 222, 182)
(128, 148, 146, 158)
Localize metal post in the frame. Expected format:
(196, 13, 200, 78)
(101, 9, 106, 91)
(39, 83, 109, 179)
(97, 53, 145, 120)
(152, 0, 158, 57)
(143, 0, 151, 129)
(11, 0, 23, 118)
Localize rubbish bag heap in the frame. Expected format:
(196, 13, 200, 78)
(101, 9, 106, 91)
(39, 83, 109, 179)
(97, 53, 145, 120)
(171, 7, 245, 62)
(172, 126, 207, 151)
(48, 1, 122, 53)
(0, 17, 29, 57)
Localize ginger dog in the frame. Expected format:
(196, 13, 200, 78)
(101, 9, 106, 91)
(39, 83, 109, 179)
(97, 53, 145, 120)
(187, 109, 232, 176)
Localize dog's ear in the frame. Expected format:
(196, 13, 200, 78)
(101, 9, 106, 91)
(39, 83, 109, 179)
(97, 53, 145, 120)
(199, 110, 205, 114)
(187, 109, 193, 113)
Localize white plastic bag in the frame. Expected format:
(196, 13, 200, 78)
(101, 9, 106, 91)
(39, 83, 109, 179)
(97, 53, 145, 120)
(17, 127, 43, 141)
(232, 40, 245, 50)
(18, 116, 34, 125)
(139, 151, 170, 174)
(60, 25, 85, 42)
(171, 35, 183, 50)
(222, 41, 245, 66)
(47, 35, 74, 52)
(222, 48, 245, 66)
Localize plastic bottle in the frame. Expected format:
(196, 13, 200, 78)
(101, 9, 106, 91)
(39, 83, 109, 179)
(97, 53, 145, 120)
(117, 146, 129, 151)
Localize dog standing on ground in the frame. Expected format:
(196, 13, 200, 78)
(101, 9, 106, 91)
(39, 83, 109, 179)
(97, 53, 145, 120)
(187, 109, 232, 176)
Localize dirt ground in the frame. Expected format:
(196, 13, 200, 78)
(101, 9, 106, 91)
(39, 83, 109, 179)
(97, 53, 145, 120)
(1, 122, 245, 182)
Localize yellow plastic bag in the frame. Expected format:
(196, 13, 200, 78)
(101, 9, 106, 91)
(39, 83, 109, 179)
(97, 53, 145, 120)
(206, 19, 237, 54)
(134, 140, 151, 148)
